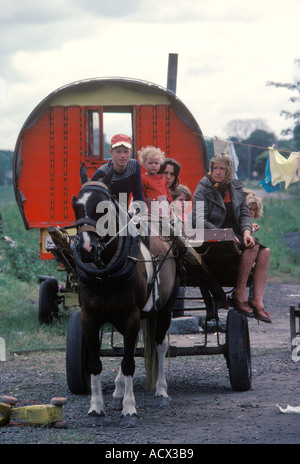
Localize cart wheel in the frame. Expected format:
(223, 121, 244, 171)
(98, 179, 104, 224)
(66, 310, 91, 394)
(38, 278, 58, 325)
(226, 309, 252, 391)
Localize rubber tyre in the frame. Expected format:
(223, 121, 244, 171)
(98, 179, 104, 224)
(66, 310, 91, 394)
(38, 279, 56, 325)
(226, 309, 252, 391)
(47, 277, 59, 319)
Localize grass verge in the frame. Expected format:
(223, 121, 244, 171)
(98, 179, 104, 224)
(0, 184, 299, 354)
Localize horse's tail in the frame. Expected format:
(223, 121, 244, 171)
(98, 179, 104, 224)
(142, 313, 158, 390)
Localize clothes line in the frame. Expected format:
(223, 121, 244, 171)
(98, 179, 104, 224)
(201, 133, 298, 155)
(201, 135, 300, 192)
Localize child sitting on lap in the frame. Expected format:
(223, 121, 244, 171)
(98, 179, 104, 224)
(138, 146, 173, 207)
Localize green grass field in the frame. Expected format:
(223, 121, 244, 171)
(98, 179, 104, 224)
(0, 183, 299, 355)
(0, 186, 67, 354)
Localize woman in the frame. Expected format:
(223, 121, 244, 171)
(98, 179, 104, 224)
(159, 158, 181, 197)
(192, 153, 271, 323)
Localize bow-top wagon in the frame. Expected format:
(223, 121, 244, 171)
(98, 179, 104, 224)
(13, 72, 252, 416)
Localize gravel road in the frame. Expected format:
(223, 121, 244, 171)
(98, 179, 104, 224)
(1, 281, 300, 446)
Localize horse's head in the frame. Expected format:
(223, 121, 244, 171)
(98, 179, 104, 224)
(72, 164, 114, 265)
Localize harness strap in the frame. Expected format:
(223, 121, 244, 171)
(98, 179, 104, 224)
(146, 237, 178, 311)
(77, 224, 97, 234)
(81, 181, 108, 190)
(75, 217, 97, 226)
(75, 217, 97, 234)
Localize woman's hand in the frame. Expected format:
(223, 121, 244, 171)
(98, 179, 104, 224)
(243, 230, 255, 248)
(234, 235, 241, 245)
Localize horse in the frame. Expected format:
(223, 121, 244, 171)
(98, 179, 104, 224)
(71, 164, 180, 426)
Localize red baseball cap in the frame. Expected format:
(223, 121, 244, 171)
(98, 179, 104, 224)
(111, 134, 132, 149)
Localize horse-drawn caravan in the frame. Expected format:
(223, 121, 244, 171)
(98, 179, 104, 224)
(13, 74, 252, 425)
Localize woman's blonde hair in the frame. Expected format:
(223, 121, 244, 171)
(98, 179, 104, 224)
(138, 146, 165, 165)
(244, 189, 263, 219)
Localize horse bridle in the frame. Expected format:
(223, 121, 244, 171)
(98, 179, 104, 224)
(73, 181, 180, 292)
(75, 180, 114, 236)
(73, 180, 142, 286)
(74, 180, 133, 265)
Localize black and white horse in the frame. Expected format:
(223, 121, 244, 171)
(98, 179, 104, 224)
(71, 165, 180, 426)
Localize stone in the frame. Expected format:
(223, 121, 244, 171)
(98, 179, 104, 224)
(169, 316, 199, 334)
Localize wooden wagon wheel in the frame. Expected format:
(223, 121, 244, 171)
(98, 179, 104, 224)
(66, 309, 91, 394)
(38, 277, 59, 325)
(225, 309, 252, 391)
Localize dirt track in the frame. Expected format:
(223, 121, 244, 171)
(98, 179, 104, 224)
(1, 281, 300, 445)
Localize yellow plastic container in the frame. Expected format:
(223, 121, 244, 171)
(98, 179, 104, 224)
(0, 396, 66, 427)
(10, 404, 63, 425)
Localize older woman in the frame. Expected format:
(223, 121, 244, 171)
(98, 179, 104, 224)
(192, 153, 271, 323)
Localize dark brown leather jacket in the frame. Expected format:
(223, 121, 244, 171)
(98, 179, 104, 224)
(192, 176, 252, 234)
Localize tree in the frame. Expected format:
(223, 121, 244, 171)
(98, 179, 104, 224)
(266, 59, 300, 136)
(225, 119, 272, 141)
(0, 150, 13, 185)
(225, 127, 277, 180)
(245, 129, 276, 150)
(292, 123, 300, 150)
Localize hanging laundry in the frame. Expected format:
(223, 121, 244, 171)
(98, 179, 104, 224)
(260, 155, 281, 192)
(229, 141, 239, 179)
(213, 137, 239, 179)
(213, 137, 229, 155)
(269, 147, 299, 189)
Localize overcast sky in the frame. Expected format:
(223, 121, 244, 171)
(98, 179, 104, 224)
(0, 0, 300, 151)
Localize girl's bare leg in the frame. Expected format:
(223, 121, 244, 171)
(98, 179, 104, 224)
(235, 245, 259, 302)
(251, 247, 270, 308)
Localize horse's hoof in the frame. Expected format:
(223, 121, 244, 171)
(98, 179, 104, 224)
(111, 397, 123, 411)
(154, 395, 170, 408)
(120, 413, 139, 428)
(88, 410, 105, 426)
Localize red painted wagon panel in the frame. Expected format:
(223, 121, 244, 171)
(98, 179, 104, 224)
(18, 109, 52, 226)
(136, 104, 206, 193)
(16, 107, 84, 228)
